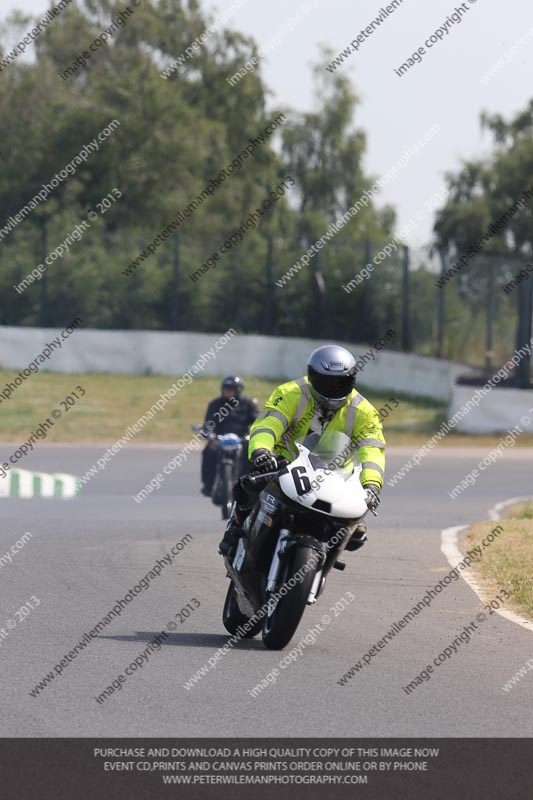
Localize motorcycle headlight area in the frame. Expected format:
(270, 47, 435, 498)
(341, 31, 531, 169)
(218, 433, 241, 451)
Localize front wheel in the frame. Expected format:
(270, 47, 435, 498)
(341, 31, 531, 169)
(222, 581, 262, 638)
(262, 545, 318, 650)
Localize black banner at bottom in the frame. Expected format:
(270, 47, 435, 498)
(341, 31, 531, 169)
(2, 738, 531, 799)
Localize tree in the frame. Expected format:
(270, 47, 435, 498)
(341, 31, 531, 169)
(434, 102, 533, 386)
(279, 50, 395, 342)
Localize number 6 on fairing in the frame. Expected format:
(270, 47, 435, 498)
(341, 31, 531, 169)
(291, 466, 311, 496)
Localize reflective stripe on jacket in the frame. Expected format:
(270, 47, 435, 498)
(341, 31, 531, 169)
(248, 376, 385, 488)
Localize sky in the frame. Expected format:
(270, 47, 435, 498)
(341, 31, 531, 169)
(4, 0, 533, 253)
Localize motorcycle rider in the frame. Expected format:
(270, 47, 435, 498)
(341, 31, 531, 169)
(218, 345, 385, 556)
(201, 376, 259, 496)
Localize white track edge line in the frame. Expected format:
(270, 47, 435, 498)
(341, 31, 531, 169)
(441, 496, 533, 633)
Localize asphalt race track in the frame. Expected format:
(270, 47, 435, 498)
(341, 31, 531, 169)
(0, 444, 531, 737)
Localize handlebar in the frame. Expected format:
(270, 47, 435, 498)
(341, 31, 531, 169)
(247, 470, 278, 484)
(244, 462, 379, 515)
(191, 424, 250, 442)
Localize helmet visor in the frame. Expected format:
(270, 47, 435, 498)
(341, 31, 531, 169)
(221, 377, 242, 394)
(309, 372, 354, 399)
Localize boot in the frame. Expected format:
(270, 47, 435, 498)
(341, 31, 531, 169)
(345, 520, 367, 552)
(218, 509, 245, 556)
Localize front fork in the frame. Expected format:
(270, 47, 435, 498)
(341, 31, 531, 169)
(307, 570, 324, 605)
(266, 528, 290, 592)
(266, 529, 326, 605)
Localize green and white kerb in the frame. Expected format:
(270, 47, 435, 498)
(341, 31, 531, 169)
(0, 469, 81, 498)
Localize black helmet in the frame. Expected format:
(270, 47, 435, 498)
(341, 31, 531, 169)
(307, 345, 356, 411)
(221, 375, 244, 396)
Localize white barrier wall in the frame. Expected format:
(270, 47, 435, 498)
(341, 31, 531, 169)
(449, 384, 533, 433)
(0, 326, 469, 401)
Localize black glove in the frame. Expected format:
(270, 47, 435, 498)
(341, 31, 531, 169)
(251, 448, 278, 473)
(364, 483, 381, 512)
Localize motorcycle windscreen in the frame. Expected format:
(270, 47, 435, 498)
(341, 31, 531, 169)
(296, 429, 358, 475)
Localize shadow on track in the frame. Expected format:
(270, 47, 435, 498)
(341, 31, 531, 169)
(97, 631, 265, 650)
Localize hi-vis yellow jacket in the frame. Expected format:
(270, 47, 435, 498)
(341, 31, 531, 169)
(248, 377, 385, 488)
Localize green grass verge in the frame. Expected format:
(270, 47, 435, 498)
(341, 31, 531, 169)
(1, 370, 533, 446)
(505, 502, 533, 520)
(466, 505, 533, 620)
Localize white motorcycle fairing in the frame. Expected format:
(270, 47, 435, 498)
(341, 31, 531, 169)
(278, 439, 368, 520)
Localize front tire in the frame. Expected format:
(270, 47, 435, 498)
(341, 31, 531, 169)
(221, 462, 233, 520)
(222, 581, 262, 638)
(262, 545, 318, 650)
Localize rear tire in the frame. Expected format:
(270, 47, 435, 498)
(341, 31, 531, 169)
(262, 545, 318, 650)
(222, 581, 262, 638)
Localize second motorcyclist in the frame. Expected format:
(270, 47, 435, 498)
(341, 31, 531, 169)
(201, 376, 259, 497)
